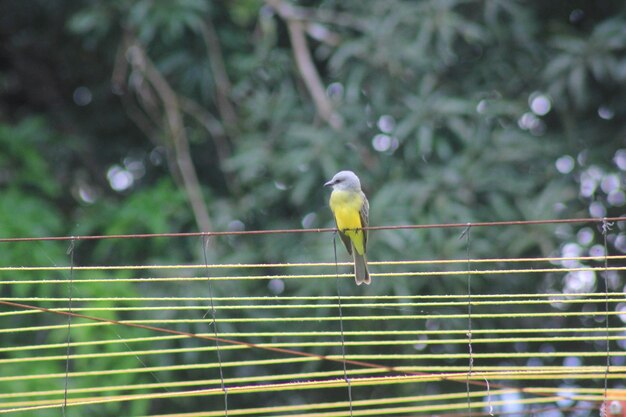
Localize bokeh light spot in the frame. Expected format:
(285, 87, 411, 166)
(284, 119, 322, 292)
(598, 106, 614, 120)
(227, 220, 245, 231)
(576, 227, 593, 246)
(274, 181, 287, 191)
(617, 303, 626, 323)
(555, 155, 575, 174)
(73, 86, 92, 106)
(518, 112, 539, 130)
(372, 134, 398, 153)
(529, 93, 551, 116)
(614, 149, 626, 170)
(377, 115, 396, 133)
(601, 173, 620, 194)
(588, 201, 606, 217)
(78, 185, 96, 204)
(589, 244, 605, 257)
(326, 82, 344, 101)
(563, 270, 596, 293)
(476, 99, 487, 114)
(106, 165, 133, 191)
(268, 278, 285, 295)
(301, 212, 317, 228)
(608, 190, 625, 206)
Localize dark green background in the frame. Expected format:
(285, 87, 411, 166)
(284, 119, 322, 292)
(1, 1, 625, 415)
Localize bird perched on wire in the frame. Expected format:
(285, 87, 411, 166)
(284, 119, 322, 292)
(324, 170, 370, 285)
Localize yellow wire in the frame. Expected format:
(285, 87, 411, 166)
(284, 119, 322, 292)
(1, 266, 624, 284)
(140, 389, 518, 417)
(0, 247, 626, 416)
(2, 365, 624, 395)
(2, 363, 619, 384)
(2, 242, 623, 415)
(1, 254, 622, 271)
(6, 296, 626, 309)
(0, 357, 316, 383)
(1, 310, 623, 335)
(1, 353, 625, 386)
(3, 291, 622, 301)
(3, 326, 625, 354)
(2, 369, 623, 413)
(2, 334, 626, 365)
(2, 296, 625, 319)
(4, 371, 624, 416)
(3, 366, 624, 401)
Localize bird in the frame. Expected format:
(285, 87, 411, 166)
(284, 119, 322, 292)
(324, 170, 370, 285)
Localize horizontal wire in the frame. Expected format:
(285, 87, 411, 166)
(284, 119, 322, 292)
(4, 386, 502, 409)
(2, 297, 625, 318)
(162, 390, 620, 417)
(143, 387, 624, 417)
(151, 391, 615, 417)
(3, 348, 626, 371)
(3, 366, 623, 401)
(3, 369, 623, 415)
(4, 383, 615, 417)
(3, 219, 626, 411)
(139, 395, 540, 417)
(0, 357, 318, 383)
(0, 358, 623, 383)
(4, 326, 625, 354)
(1, 254, 623, 271)
(134, 393, 608, 417)
(3, 334, 626, 365)
(0, 216, 623, 242)
(4, 291, 622, 302)
(4, 368, 624, 415)
(0, 368, 388, 400)
(1, 368, 621, 411)
(1, 299, 615, 408)
(137, 389, 536, 417)
(316, 352, 626, 360)
(1, 265, 624, 284)
(0, 391, 566, 415)
(3, 310, 625, 335)
(2, 260, 620, 412)
(4, 325, 624, 341)
(1, 375, 497, 408)
(2, 362, 624, 386)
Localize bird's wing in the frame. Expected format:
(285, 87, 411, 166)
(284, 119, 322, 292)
(338, 229, 353, 255)
(360, 192, 369, 250)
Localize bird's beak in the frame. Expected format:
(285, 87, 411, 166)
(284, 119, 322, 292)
(324, 179, 334, 187)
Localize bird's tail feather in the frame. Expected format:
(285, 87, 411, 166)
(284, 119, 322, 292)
(353, 251, 370, 285)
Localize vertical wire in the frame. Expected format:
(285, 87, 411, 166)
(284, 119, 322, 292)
(59, 252, 170, 394)
(62, 238, 75, 417)
(460, 225, 473, 416)
(333, 236, 353, 416)
(201, 235, 228, 416)
(601, 219, 612, 414)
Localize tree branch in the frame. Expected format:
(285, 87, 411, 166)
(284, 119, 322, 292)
(268, 0, 343, 130)
(125, 40, 214, 234)
(198, 19, 238, 136)
(179, 95, 231, 167)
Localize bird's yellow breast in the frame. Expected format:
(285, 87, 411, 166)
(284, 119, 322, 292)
(329, 189, 366, 255)
(329, 190, 364, 230)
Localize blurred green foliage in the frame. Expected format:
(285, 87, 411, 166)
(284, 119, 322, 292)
(1, 0, 625, 415)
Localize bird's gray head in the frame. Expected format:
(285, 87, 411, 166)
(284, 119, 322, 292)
(324, 170, 362, 191)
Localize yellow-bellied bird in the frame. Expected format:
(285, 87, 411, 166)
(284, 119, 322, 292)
(324, 170, 370, 285)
